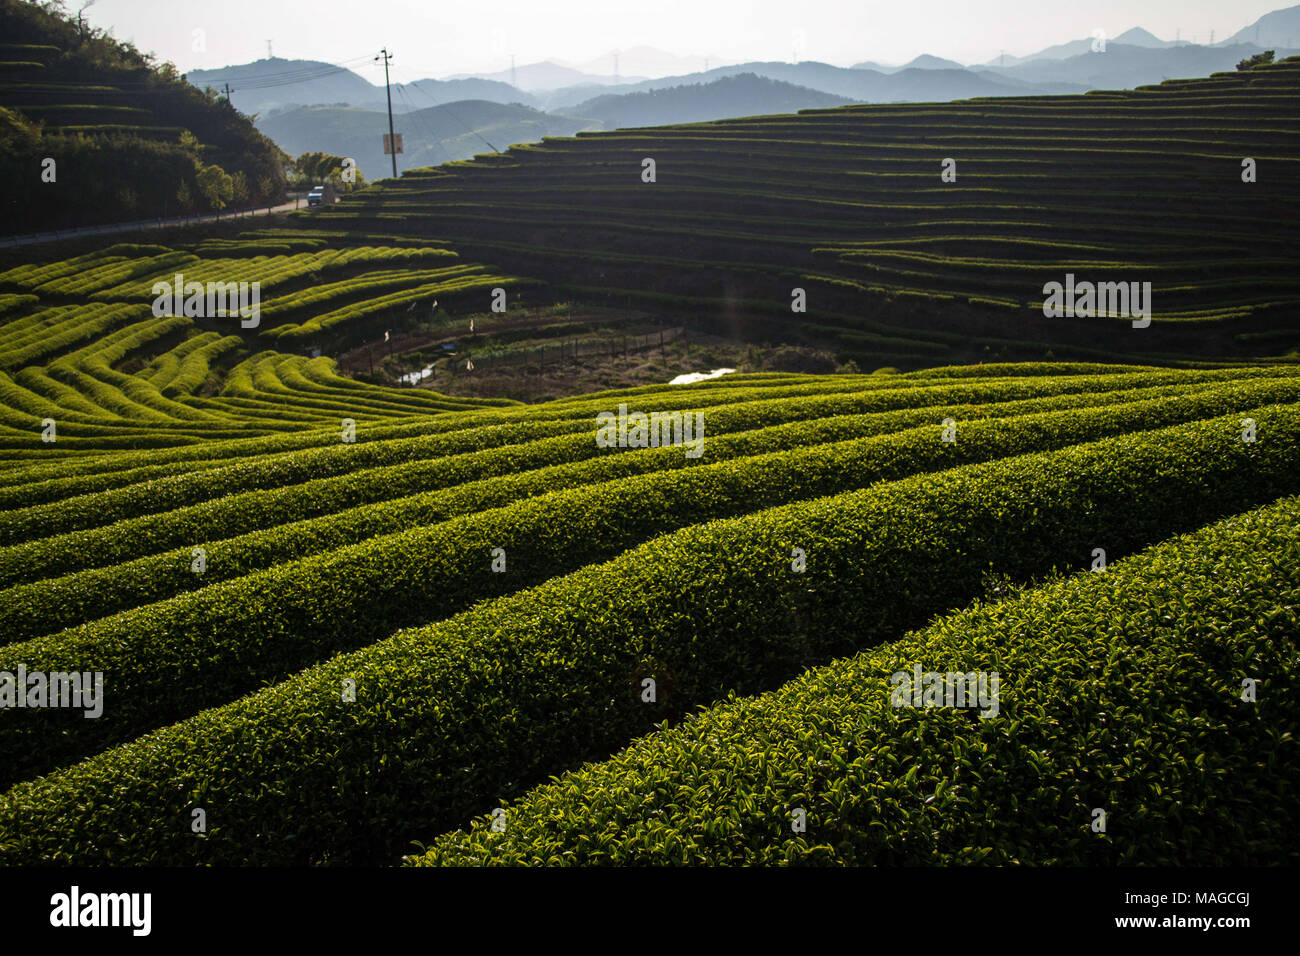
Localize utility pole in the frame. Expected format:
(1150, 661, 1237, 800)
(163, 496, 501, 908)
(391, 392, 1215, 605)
(376, 48, 398, 179)
(221, 82, 233, 102)
(266, 40, 273, 59)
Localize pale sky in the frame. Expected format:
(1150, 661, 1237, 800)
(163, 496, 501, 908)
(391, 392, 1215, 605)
(82, 0, 1289, 81)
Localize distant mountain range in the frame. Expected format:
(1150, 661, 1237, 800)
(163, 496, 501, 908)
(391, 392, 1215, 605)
(853, 54, 968, 73)
(256, 100, 595, 178)
(566, 74, 852, 130)
(1224, 4, 1300, 46)
(188, 60, 550, 116)
(980, 27, 1176, 68)
(186, 4, 1300, 179)
(983, 42, 1271, 88)
(446, 47, 721, 89)
(400, 77, 536, 109)
(445, 61, 645, 92)
(540, 61, 1073, 114)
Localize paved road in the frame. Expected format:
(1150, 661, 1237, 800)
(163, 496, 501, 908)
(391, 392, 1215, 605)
(0, 199, 305, 249)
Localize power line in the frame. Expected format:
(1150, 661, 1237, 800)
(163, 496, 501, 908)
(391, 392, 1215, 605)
(396, 70, 500, 154)
(410, 90, 500, 154)
(395, 82, 508, 168)
(393, 84, 449, 166)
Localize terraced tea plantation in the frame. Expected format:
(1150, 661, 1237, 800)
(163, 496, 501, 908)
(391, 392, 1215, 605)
(0, 236, 529, 377)
(1, 32, 1298, 867)
(298, 57, 1300, 366)
(0, 343, 1297, 864)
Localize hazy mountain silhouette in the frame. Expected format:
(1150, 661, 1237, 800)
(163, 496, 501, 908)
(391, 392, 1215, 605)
(445, 61, 645, 91)
(900, 54, 968, 70)
(565, 47, 717, 78)
(1113, 27, 1175, 48)
(543, 61, 1067, 112)
(988, 42, 1279, 87)
(188, 58, 387, 115)
(402, 78, 541, 110)
(256, 100, 595, 178)
(563, 74, 852, 129)
(1223, 3, 1300, 46)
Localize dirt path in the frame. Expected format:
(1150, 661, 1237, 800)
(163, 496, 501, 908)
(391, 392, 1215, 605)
(336, 308, 660, 374)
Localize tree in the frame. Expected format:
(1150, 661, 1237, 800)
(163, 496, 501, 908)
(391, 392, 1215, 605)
(330, 162, 365, 191)
(230, 170, 249, 206)
(0, 107, 40, 151)
(293, 151, 324, 183)
(294, 151, 359, 186)
(196, 163, 234, 209)
(1237, 50, 1274, 71)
